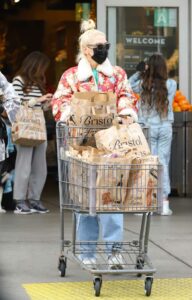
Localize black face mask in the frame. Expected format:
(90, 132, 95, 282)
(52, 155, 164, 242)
(92, 47, 108, 65)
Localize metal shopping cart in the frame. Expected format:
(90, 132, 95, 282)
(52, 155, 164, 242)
(56, 122, 163, 297)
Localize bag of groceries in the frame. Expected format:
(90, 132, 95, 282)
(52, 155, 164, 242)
(67, 145, 138, 211)
(95, 122, 150, 156)
(67, 92, 117, 147)
(70, 92, 117, 126)
(124, 155, 159, 211)
(94, 154, 134, 210)
(66, 145, 100, 208)
(12, 104, 46, 147)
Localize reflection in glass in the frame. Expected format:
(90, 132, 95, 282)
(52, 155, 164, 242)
(108, 7, 179, 84)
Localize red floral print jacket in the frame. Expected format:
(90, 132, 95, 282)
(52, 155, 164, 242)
(52, 58, 138, 121)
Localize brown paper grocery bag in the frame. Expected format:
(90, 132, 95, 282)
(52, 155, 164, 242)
(68, 126, 98, 147)
(124, 155, 159, 211)
(81, 148, 138, 211)
(95, 123, 150, 156)
(12, 105, 46, 147)
(67, 145, 134, 211)
(70, 92, 117, 126)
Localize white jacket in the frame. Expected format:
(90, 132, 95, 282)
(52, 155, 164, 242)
(0, 72, 20, 162)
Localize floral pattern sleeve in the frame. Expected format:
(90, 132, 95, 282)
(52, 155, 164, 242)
(52, 67, 76, 121)
(114, 66, 138, 119)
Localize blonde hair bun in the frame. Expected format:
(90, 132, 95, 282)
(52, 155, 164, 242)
(80, 19, 96, 33)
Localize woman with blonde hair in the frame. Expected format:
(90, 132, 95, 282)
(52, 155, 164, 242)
(52, 19, 138, 268)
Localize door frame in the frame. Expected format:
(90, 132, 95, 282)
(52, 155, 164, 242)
(97, 0, 190, 99)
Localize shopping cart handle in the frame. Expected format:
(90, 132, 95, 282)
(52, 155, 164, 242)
(56, 120, 67, 128)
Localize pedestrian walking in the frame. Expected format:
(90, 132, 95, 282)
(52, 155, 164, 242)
(13, 51, 52, 214)
(52, 19, 138, 267)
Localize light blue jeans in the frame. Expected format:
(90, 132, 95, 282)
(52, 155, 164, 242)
(149, 124, 172, 198)
(76, 213, 123, 259)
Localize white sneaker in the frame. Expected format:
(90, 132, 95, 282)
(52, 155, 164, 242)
(161, 200, 173, 216)
(161, 208, 173, 216)
(108, 253, 124, 270)
(80, 257, 96, 266)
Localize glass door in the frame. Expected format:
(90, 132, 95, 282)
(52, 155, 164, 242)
(97, 0, 189, 98)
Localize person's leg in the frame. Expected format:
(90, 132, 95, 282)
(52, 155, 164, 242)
(28, 141, 48, 213)
(157, 125, 173, 215)
(13, 145, 33, 214)
(100, 214, 123, 253)
(76, 213, 99, 261)
(14, 145, 33, 200)
(149, 127, 158, 156)
(100, 213, 124, 269)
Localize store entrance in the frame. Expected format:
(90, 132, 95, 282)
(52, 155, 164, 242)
(97, 0, 191, 196)
(97, 0, 189, 98)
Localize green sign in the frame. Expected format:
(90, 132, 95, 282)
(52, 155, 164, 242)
(154, 8, 177, 27)
(154, 8, 169, 27)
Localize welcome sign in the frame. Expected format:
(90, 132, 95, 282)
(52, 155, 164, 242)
(124, 35, 167, 48)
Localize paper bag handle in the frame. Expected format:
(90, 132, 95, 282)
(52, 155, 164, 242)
(91, 105, 111, 115)
(91, 92, 109, 103)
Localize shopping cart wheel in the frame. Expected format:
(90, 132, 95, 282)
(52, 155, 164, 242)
(58, 257, 67, 277)
(136, 257, 144, 277)
(93, 277, 102, 297)
(144, 277, 153, 296)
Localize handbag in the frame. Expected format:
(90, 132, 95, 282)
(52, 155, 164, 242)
(12, 104, 46, 147)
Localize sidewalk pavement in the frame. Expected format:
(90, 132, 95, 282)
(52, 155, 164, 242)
(0, 177, 191, 300)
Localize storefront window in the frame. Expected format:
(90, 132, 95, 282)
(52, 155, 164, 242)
(109, 7, 179, 83)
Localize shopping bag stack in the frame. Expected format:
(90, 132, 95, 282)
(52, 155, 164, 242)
(66, 118, 159, 212)
(60, 91, 160, 212)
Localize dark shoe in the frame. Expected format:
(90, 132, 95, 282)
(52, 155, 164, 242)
(1, 192, 16, 211)
(30, 201, 49, 214)
(14, 201, 32, 215)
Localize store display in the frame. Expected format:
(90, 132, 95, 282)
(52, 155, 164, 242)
(172, 90, 192, 112)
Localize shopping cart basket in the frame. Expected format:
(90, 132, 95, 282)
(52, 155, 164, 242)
(56, 122, 163, 297)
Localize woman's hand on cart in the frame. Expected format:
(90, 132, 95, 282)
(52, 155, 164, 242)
(60, 105, 71, 123)
(118, 115, 134, 125)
